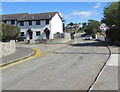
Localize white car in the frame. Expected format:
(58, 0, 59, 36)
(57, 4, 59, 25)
(85, 35, 93, 40)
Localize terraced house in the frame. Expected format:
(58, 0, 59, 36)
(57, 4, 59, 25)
(0, 12, 63, 40)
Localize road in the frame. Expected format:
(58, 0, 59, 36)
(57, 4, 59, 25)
(2, 36, 110, 90)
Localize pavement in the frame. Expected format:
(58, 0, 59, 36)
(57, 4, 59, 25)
(91, 45, 119, 90)
(1, 47, 35, 66)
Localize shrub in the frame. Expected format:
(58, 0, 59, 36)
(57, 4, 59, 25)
(0, 23, 20, 42)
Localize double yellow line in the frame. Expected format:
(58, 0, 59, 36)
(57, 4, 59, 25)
(0, 48, 41, 70)
(0, 45, 68, 70)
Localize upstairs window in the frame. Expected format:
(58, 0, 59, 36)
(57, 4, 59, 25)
(36, 31, 41, 36)
(20, 21, 24, 26)
(36, 20, 41, 25)
(29, 21, 32, 25)
(46, 20, 49, 25)
(11, 20, 15, 25)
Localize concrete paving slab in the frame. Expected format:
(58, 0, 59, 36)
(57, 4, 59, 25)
(107, 54, 118, 66)
(91, 46, 119, 90)
(92, 66, 118, 90)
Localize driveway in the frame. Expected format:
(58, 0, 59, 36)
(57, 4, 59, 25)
(2, 37, 110, 90)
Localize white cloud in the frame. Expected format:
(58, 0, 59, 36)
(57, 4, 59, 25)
(0, 9, 2, 12)
(93, 3, 101, 8)
(72, 11, 92, 18)
(59, 13, 71, 19)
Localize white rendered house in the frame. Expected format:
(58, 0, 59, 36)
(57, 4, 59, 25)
(1, 12, 63, 40)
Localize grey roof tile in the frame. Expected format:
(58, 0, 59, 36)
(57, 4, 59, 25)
(18, 12, 57, 21)
(0, 13, 28, 21)
(0, 12, 58, 21)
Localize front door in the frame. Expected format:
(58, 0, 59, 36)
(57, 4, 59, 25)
(44, 28, 50, 39)
(27, 29, 33, 39)
(29, 31, 33, 39)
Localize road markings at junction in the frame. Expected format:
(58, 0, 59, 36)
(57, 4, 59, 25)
(0, 48, 41, 70)
(0, 45, 69, 70)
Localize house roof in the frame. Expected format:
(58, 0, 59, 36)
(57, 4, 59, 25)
(0, 13, 28, 21)
(0, 12, 58, 21)
(66, 24, 79, 29)
(18, 12, 57, 21)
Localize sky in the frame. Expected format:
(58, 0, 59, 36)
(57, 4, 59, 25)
(1, 2, 113, 24)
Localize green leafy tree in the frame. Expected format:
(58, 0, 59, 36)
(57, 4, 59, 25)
(102, 1, 120, 43)
(82, 20, 101, 37)
(82, 23, 87, 28)
(102, 2, 119, 27)
(0, 23, 20, 42)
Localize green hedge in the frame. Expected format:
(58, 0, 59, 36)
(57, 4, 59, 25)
(0, 23, 20, 42)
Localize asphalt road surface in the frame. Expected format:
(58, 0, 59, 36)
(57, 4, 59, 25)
(2, 37, 110, 90)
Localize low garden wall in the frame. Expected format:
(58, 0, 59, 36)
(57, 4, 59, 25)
(0, 40, 16, 58)
(52, 33, 71, 43)
(53, 33, 71, 39)
(34, 33, 71, 44)
(96, 35, 105, 41)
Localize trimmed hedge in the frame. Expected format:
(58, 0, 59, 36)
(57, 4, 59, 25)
(0, 23, 20, 42)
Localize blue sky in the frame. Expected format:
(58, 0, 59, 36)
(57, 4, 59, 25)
(2, 2, 110, 24)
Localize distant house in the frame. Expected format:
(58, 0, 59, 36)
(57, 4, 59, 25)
(0, 12, 63, 40)
(66, 23, 80, 33)
(100, 23, 109, 31)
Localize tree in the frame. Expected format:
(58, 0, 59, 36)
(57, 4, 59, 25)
(102, 1, 120, 43)
(79, 23, 81, 25)
(82, 20, 101, 37)
(102, 2, 119, 27)
(0, 23, 20, 42)
(82, 23, 87, 26)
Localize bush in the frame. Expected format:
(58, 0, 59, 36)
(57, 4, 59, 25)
(0, 23, 20, 42)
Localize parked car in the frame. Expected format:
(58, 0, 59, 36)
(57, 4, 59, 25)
(16, 36, 26, 42)
(85, 35, 93, 40)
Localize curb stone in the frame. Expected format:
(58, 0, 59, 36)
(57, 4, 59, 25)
(87, 41, 112, 91)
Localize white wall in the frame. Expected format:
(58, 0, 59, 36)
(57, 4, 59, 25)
(51, 13, 63, 39)
(96, 35, 105, 41)
(19, 20, 51, 40)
